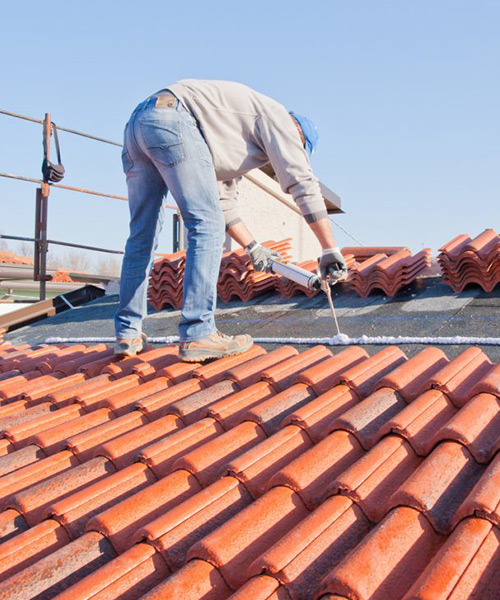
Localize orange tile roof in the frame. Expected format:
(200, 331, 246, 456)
(0, 342, 500, 600)
(1, 341, 500, 598)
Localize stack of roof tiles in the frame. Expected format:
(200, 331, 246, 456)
(341, 246, 409, 263)
(275, 254, 357, 299)
(438, 229, 500, 293)
(348, 248, 432, 298)
(217, 239, 292, 302)
(148, 251, 187, 310)
(148, 240, 293, 310)
(0, 251, 33, 266)
(1, 338, 500, 599)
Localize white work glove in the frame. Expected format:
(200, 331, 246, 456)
(318, 247, 348, 284)
(245, 241, 282, 273)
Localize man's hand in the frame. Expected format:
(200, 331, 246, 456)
(319, 247, 348, 283)
(245, 241, 282, 273)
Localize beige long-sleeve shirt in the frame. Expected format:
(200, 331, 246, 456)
(168, 79, 328, 227)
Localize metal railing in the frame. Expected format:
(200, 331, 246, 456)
(0, 109, 181, 300)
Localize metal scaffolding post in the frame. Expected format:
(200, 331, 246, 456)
(34, 114, 52, 300)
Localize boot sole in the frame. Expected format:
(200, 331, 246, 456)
(179, 340, 254, 363)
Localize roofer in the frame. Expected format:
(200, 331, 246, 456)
(114, 79, 347, 362)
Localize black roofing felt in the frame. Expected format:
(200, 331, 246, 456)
(5, 276, 500, 361)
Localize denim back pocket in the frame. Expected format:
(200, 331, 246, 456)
(141, 114, 185, 168)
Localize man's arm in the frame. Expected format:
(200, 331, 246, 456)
(226, 219, 254, 248)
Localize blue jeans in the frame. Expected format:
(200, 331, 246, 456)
(114, 92, 225, 342)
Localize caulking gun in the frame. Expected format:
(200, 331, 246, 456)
(268, 257, 342, 335)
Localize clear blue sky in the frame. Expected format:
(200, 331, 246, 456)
(1, 0, 499, 266)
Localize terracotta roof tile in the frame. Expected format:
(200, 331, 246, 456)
(97, 414, 182, 469)
(0, 442, 12, 461)
(51, 542, 170, 600)
(137, 476, 253, 569)
(30, 407, 113, 454)
(269, 431, 364, 509)
(375, 347, 449, 402)
(140, 558, 232, 600)
(1, 373, 63, 403)
(404, 517, 500, 600)
(174, 421, 267, 487)
(96, 376, 170, 416)
(51, 346, 114, 377)
(0, 450, 79, 511)
(295, 347, 369, 396)
(325, 435, 421, 522)
(248, 496, 370, 599)
(135, 378, 205, 420)
(49, 462, 155, 539)
(261, 346, 332, 393)
(66, 411, 148, 463)
(86, 470, 200, 553)
(139, 417, 225, 479)
(228, 574, 292, 599)
(0, 531, 115, 600)
(0, 444, 45, 477)
(156, 360, 202, 384)
(100, 346, 177, 378)
(328, 388, 407, 449)
(191, 345, 266, 386)
(434, 393, 500, 463)
(316, 507, 443, 600)
(0, 400, 52, 431)
(282, 385, 359, 442)
(8, 455, 114, 527)
(241, 383, 316, 436)
(0, 518, 70, 580)
(163, 380, 239, 425)
(335, 347, 407, 398)
(387, 442, 484, 533)
(204, 381, 275, 430)
(348, 249, 432, 297)
(21, 373, 87, 405)
(0, 508, 29, 544)
(74, 374, 143, 411)
(226, 424, 313, 498)
(378, 389, 456, 455)
(1, 340, 500, 598)
(44, 373, 115, 408)
(3, 404, 84, 449)
(224, 346, 298, 388)
(187, 486, 309, 590)
(455, 450, 500, 526)
(468, 362, 500, 399)
(425, 347, 493, 406)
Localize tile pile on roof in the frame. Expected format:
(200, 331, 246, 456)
(0, 251, 34, 266)
(341, 246, 410, 263)
(217, 240, 293, 302)
(149, 243, 433, 310)
(347, 249, 432, 298)
(1, 339, 500, 599)
(148, 251, 187, 310)
(50, 271, 74, 283)
(148, 240, 292, 310)
(438, 229, 500, 292)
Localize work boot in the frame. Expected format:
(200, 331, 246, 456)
(114, 333, 148, 358)
(179, 330, 253, 363)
